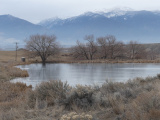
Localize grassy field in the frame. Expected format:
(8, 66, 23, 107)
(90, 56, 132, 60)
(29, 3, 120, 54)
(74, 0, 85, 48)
(1, 50, 160, 119)
(0, 50, 25, 63)
(1, 50, 160, 64)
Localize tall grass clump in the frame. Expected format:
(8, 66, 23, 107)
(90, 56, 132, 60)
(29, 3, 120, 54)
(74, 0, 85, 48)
(0, 64, 29, 83)
(0, 82, 31, 103)
(8, 67, 29, 78)
(0, 82, 31, 115)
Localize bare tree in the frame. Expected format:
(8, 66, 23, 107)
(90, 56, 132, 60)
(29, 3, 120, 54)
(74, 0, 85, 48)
(84, 35, 97, 60)
(100, 35, 124, 59)
(72, 35, 97, 60)
(127, 41, 147, 59)
(72, 41, 89, 60)
(147, 49, 158, 60)
(26, 34, 60, 64)
(127, 41, 137, 59)
(97, 37, 109, 59)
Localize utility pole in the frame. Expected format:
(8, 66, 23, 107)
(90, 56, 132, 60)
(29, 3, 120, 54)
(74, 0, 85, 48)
(15, 42, 18, 61)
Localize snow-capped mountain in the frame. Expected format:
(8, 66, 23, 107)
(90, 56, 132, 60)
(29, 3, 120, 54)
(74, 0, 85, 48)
(38, 10, 160, 44)
(39, 17, 64, 28)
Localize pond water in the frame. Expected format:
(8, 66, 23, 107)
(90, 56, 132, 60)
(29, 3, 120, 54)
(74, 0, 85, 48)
(11, 63, 160, 87)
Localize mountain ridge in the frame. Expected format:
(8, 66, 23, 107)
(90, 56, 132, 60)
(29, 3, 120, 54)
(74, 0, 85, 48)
(1, 10, 160, 49)
(0, 14, 51, 49)
(38, 10, 160, 44)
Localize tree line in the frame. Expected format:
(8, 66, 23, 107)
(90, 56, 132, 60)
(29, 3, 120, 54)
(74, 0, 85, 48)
(25, 34, 159, 64)
(71, 35, 159, 60)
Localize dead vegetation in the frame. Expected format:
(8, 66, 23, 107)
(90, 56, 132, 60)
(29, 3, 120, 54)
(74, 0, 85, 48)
(0, 63, 29, 82)
(1, 50, 160, 119)
(1, 71, 160, 119)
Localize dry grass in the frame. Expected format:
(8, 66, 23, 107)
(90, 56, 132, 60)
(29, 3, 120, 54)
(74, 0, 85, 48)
(60, 112, 93, 120)
(18, 74, 160, 120)
(0, 50, 25, 63)
(0, 75, 160, 119)
(0, 50, 74, 64)
(1, 51, 160, 119)
(1, 50, 160, 64)
(0, 82, 32, 120)
(0, 63, 29, 82)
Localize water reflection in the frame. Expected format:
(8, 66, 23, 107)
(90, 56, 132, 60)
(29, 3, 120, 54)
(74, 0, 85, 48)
(11, 63, 160, 87)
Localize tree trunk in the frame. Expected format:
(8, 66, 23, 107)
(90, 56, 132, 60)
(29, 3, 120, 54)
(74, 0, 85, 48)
(41, 57, 46, 65)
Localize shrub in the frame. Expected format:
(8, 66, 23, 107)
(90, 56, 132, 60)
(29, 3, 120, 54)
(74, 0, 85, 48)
(143, 83, 154, 91)
(134, 91, 160, 112)
(0, 111, 15, 120)
(60, 85, 96, 110)
(120, 87, 136, 99)
(101, 81, 125, 94)
(149, 109, 160, 120)
(157, 74, 160, 79)
(26, 89, 36, 109)
(27, 80, 70, 108)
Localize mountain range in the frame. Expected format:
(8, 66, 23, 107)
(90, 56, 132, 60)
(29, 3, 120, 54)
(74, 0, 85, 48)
(1, 9, 160, 49)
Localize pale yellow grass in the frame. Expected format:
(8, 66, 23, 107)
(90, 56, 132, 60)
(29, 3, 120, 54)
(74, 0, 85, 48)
(1, 50, 160, 64)
(0, 50, 26, 63)
(0, 50, 74, 64)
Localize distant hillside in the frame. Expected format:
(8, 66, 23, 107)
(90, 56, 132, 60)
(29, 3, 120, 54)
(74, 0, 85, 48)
(1, 9, 160, 49)
(0, 15, 50, 49)
(39, 10, 160, 44)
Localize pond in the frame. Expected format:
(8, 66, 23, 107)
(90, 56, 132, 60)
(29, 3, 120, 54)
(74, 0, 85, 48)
(11, 63, 160, 87)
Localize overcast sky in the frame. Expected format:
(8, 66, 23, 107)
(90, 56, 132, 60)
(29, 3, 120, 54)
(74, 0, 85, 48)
(1, 0, 160, 23)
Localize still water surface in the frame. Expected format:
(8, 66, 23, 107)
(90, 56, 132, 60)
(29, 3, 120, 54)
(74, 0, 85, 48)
(12, 63, 160, 87)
